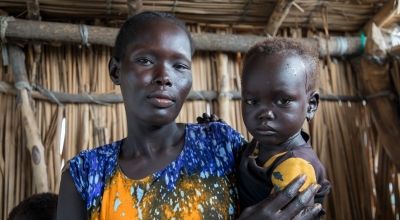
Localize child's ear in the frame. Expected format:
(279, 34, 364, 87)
(306, 91, 319, 121)
(109, 56, 121, 85)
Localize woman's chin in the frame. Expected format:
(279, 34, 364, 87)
(143, 112, 179, 125)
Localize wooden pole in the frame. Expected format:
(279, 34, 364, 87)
(362, 0, 399, 31)
(0, 80, 392, 104)
(389, 45, 400, 56)
(0, 81, 219, 103)
(355, 23, 400, 170)
(8, 44, 49, 192)
(264, 0, 295, 36)
(127, 0, 142, 17)
(216, 53, 231, 124)
(26, 0, 41, 20)
(2, 17, 368, 56)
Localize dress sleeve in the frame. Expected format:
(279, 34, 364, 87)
(271, 157, 317, 192)
(220, 123, 247, 153)
(69, 153, 89, 201)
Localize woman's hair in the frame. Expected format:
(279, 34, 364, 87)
(7, 193, 58, 220)
(113, 11, 195, 61)
(243, 38, 319, 92)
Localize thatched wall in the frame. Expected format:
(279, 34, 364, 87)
(0, 28, 399, 220)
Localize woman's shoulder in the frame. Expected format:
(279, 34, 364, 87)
(68, 139, 123, 184)
(70, 139, 122, 165)
(186, 122, 242, 139)
(185, 122, 246, 154)
(67, 139, 124, 204)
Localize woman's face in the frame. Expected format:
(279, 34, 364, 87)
(114, 19, 193, 125)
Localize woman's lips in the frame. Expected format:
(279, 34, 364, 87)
(148, 97, 174, 108)
(147, 92, 175, 108)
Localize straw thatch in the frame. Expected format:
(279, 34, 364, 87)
(0, 1, 399, 220)
(0, 0, 396, 32)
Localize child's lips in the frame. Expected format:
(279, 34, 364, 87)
(256, 129, 277, 136)
(256, 125, 277, 136)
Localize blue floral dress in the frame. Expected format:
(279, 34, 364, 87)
(69, 122, 246, 219)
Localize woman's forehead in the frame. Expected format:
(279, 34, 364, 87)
(124, 20, 192, 57)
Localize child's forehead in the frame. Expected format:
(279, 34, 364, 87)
(252, 53, 304, 64)
(242, 54, 309, 91)
(244, 54, 307, 77)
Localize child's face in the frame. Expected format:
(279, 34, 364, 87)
(242, 54, 311, 146)
(111, 19, 193, 125)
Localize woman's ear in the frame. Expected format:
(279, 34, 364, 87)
(109, 57, 121, 85)
(306, 92, 319, 122)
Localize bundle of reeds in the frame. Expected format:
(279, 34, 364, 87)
(0, 0, 386, 32)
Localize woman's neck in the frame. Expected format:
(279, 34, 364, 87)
(122, 120, 184, 159)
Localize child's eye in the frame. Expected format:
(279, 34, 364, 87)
(136, 58, 153, 66)
(245, 99, 258, 105)
(276, 98, 292, 106)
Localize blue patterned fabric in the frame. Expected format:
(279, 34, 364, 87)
(69, 122, 246, 215)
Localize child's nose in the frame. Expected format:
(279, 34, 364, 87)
(258, 110, 275, 120)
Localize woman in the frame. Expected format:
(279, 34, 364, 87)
(57, 11, 322, 220)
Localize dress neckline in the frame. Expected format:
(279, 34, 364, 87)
(115, 124, 189, 182)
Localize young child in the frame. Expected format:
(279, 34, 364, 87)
(237, 38, 330, 210)
(7, 193, 58, 220)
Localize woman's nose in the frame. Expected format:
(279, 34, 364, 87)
(152, 65, 172, 87)
(258, 110, 275, 120)
(152, 76, 172, 87)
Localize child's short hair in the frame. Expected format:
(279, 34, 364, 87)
(7, 193, 58, 220)
(243, 38, 319, 92)
(114, 11, 195, 61)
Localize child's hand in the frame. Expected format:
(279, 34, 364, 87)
(237, 175, 322, 220)
(196, 113, 225, 124)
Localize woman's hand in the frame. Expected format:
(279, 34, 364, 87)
(237, 175, 322, 220)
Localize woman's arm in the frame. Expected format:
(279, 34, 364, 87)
(238, 175, 322, 220)
(57, 170, 87, 220)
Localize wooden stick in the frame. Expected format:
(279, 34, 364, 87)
(363, 0, 399, 31)
(0, 95, 4, 220)
(389, 45, 400, 56)
(8, 44, 49, 192)
(265, 0, 295, 36)
(356, 24, 400, 170)
(0, 80, 393, 104)
(216, 52, 231, 125)
(2, 17, 369, 56)
(127, 0, 142, 17)
(26, 0, 41, 20)
(0, 80, 218, 102)
(53, 106, 63, 192)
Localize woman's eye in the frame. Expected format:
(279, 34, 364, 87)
(174, 63, 190, 71)
(245, 99, 257, 105)
(136, 58, 153, 66)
